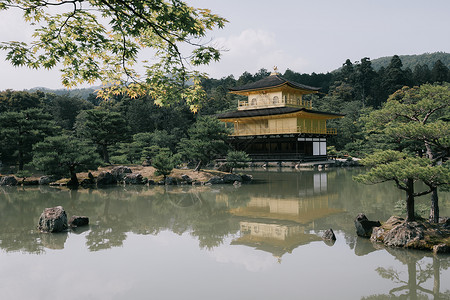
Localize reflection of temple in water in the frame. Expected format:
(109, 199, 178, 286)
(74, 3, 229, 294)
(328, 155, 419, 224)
(223, 171, 342, 260)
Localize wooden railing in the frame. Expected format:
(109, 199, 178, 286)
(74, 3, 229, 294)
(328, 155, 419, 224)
(238, 98, 312, 110)
(231, 126, 337, 136)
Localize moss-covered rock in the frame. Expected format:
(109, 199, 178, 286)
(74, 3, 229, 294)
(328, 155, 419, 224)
(370, 216, 450, 252)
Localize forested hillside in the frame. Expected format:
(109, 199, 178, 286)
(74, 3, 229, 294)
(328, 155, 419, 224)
(371, 52, 450, 71)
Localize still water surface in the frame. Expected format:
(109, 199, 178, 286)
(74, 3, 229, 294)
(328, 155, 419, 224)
(1, 168, 449, 299)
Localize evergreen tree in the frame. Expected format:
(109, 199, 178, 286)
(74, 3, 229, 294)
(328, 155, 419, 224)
(340, 59, 355, 83)
(32, 135, 102, 186)
(0, 90, 45, 113)
(362, 84, 450, 222)
(354, 57, 377, 108)
(152, 148, 180, 179)
(355, 151, 449, 222)
(43, 94, 94, 130)
(0, 108, 56, 170)
(178, 116, 230, 171)
(75, 109, 128, 164)
(381, 55, 411, 98)
(431, 60, 449, 83)
(225, 151, 250, 173)
(412, 64, 432, 85)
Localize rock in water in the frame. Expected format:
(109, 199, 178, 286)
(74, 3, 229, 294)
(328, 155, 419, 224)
(68, 216, 89, 228)
(222, 174, 242, 184)
(0, 176, 17, 186)
(96, 171, 116, 185)
(38, 206, 68, 233)
(354, 213, 381, 238)
(383, 222, 425, 248)
(111, 166, 132, 182)
(322, 228, 336, 241)
(39, 175, 57, 185)
(124, 173, 143, 184)
(433, 244, 449, 254)
(207, 176, 223, 184)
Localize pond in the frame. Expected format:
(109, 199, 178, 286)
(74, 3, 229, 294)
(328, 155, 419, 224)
(1, 168, 449, 299)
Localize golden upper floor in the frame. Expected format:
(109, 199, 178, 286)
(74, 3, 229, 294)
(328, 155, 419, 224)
(229, 73, 319, 111)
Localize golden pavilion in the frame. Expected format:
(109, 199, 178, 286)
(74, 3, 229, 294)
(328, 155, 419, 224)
(217, 69, 344, 161)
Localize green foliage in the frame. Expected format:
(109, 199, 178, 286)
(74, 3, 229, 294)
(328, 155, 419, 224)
(117, 95, 194, 136)
(0, 0, 227, 109)
(225, 151, 251, 173)
(371, 52, 450, 71)
(356, 152, 445, 189)
(152, 148, 180, 179)
(42, 94, 93, 130)
(0, 90, 45, 112)
(111, 130, 179, 164)
(355, 150, 449, 221)
(0, 108, 57, 170)
(178, 116, 230, 170)
(32, 135, 101, 180)
(15, 170, 31, 178)
(75, 108, 128, 163)
(363, 84, 450, 158)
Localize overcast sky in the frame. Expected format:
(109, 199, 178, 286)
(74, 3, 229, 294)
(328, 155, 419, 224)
(0, 0, 449, 90)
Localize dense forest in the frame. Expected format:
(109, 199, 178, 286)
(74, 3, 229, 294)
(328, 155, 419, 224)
(0, 53, 449, 177)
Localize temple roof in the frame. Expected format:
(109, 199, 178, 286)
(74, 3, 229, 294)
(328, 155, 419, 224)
(216, 107, 345, 120)
(229, 74, 320, 94)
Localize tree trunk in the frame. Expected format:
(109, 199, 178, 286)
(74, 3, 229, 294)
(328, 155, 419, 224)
(424, 140, 440, 224)
(18, 150, 24, 171)
(194, 160, 202, 172)
(424, 140, 433, 160)
(102, 144, 110, 164)
(68, 166, 79, 187)
(429, 186, 439, 223)
(406, 178, 415, 222)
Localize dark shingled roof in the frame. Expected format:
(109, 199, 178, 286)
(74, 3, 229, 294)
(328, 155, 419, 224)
(229, 74, 321, 93)
(216, 107, 344, 119)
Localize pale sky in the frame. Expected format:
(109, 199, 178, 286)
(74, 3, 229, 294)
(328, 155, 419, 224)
(0, 0, 449, 90)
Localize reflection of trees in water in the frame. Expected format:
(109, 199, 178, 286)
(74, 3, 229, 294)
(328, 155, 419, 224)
(0, 186, 69, 254)
(0, 185, 248, 253)
(362, 247, 450, 299)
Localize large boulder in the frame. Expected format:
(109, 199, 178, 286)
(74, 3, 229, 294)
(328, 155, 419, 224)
(39, 175, 57, 185)
(354, 213, 381, 238)
(383, 222, 425, 248)
(165, 176, 177, 185)
(207, 176, 223, 184)
(111, 166, 132, 182)
(96, 171, 116, 185)
(23, 179, 39, 186)
(222, 174, 242, 184)
(181, 174, 192, 184)
(0, 176, 17, 186)
(37, 206, 68, 233)
(124, 173, 144, 185)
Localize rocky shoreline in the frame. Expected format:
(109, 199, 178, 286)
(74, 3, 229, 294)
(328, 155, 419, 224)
(0, 165, 252, 187)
